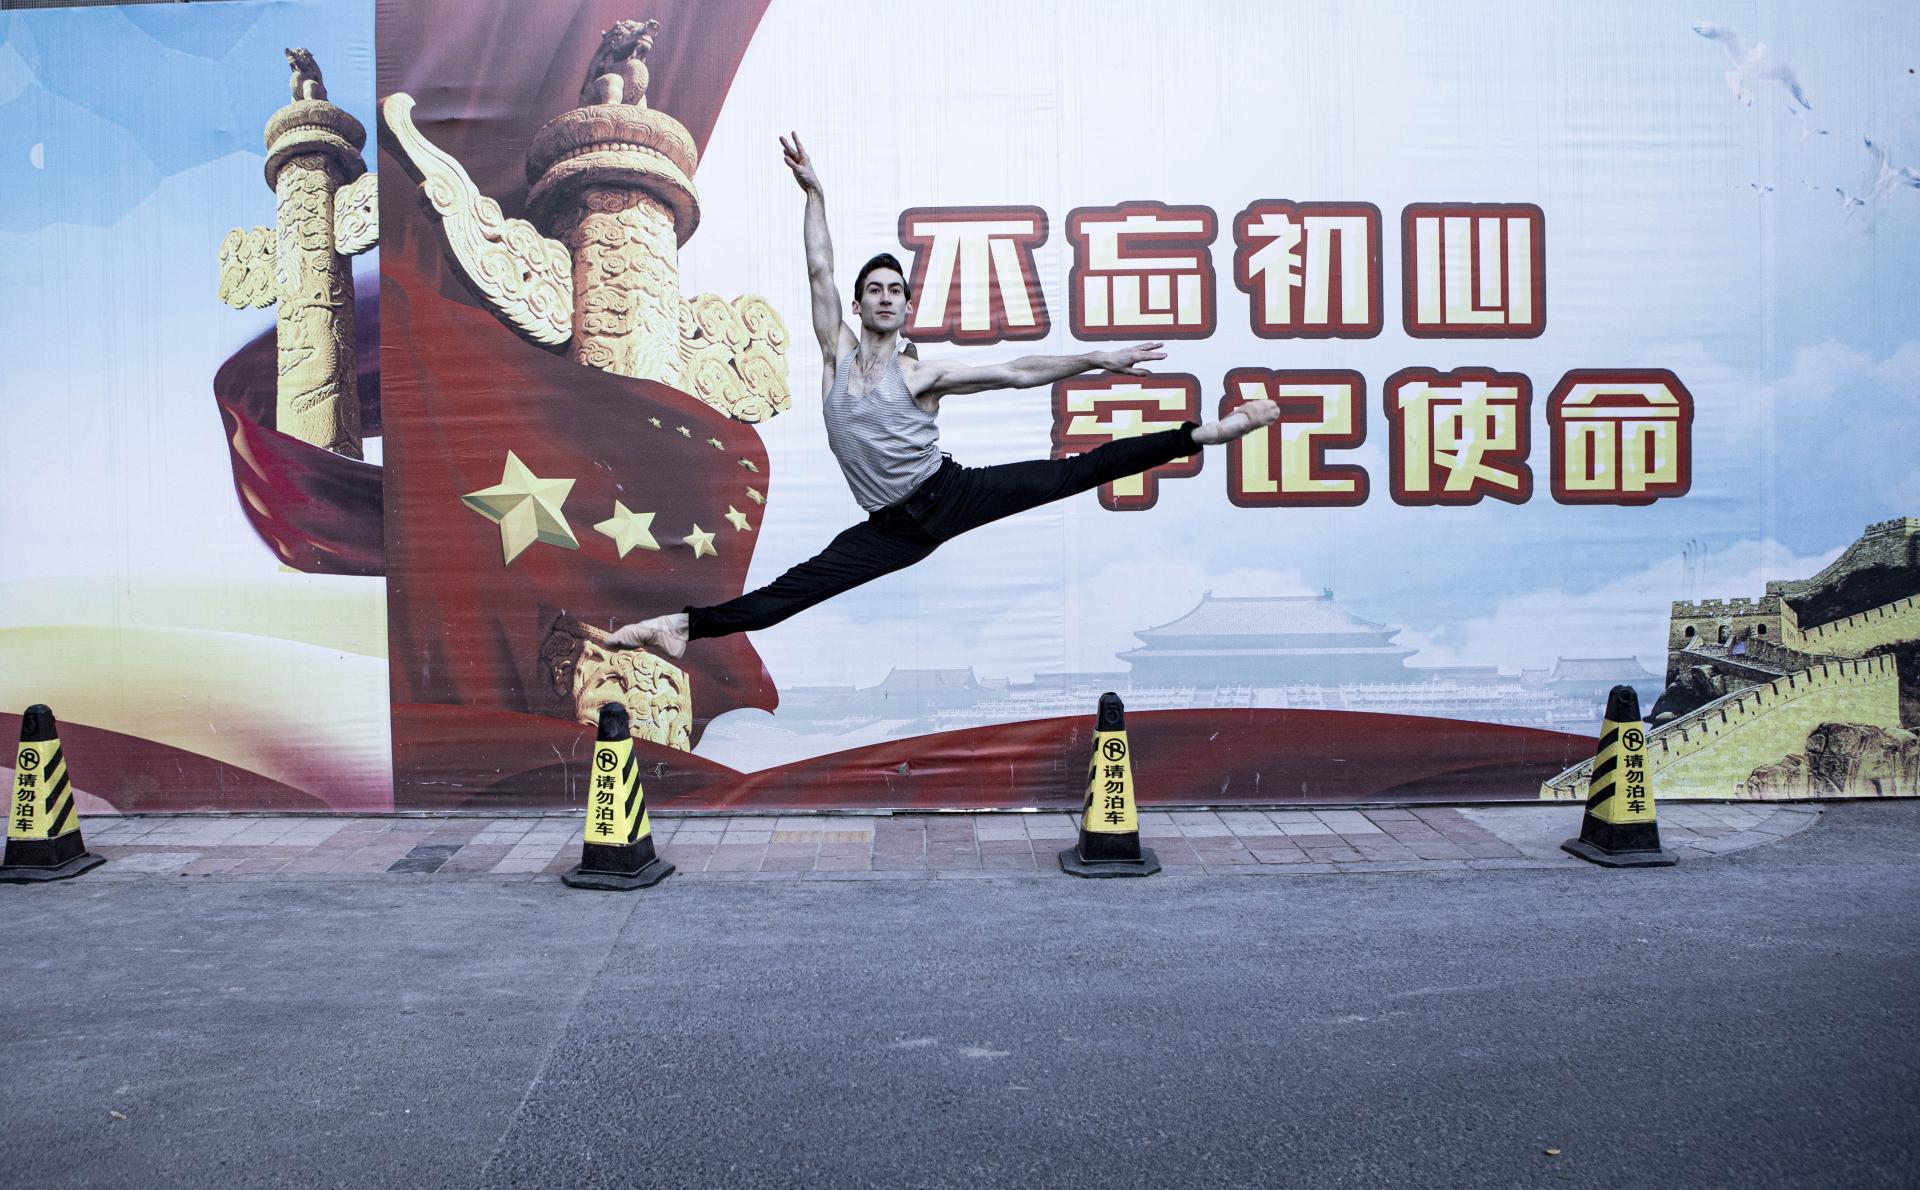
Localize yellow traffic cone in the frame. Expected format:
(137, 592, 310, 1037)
(1562, 685, 1677, 868)
(2, 705, 106, 882)
(562, 703, 674, 890)
(1060, 692, 1161, 878)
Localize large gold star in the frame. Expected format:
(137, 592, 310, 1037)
(684, 524, 718, 559)
(461, 451, 578, 565)
(594, 501, 660, 558)
(724, 506, 751, 532)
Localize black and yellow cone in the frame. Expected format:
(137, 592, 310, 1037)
(2, 705, 106, 883)
(562, 703, 674, 890)
(1060, 692, 1161, 878)
(1562, 685, 1677, 868)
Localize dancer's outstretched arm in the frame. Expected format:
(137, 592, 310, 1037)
(906, 343, 1166, 403)
(781, 132, 855, 383)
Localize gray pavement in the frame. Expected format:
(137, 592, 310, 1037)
(2, 800, 1915, 1187)
(68, 801, 1814, 881)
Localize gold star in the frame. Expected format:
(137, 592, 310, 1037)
(648, 417, 662, 428)
(676, 425, 692, 438)
(707, 437, 725, 450)
(461, 451, 578, 566)
(684, 525, 718, 558)
(724, 506, 751, 532)
(745, 487, 765, 505)
(737, 458, 759, 472)
(593, 501, 660, 558)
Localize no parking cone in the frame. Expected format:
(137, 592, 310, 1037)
(562, 703, 674, 890)
(1562, 685, 1677, 868)
(1060, 692, 1160, 878)
(2, 705, 105, 882)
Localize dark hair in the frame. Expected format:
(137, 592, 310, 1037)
(854, 253, 911, 301)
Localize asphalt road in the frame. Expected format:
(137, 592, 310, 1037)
(4, 802, 1917, 1188)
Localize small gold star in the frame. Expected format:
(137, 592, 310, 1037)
(593, 501, 660, 558)
(737, 458, 759, 472)
(745, 487, 765, 505)
(676, 425, 692, 438)
(461, 451, 579, 566)
(707, 437, 725, 450)
(724, 506, 751, 532)
(684, 525, 718, 558)
(648, 417, 662, 428)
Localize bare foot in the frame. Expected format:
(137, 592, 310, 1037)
(1191, 399, 1280, 446)
(607, 612, 690, 659)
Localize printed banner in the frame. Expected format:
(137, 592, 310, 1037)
(3, 0, 1915, 813)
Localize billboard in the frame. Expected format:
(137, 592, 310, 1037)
(3, 0, 1915, 813)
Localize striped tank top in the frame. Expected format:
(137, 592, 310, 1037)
(821, 350, 943, 512)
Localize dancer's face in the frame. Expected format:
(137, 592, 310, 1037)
(853, 268, 911, 334)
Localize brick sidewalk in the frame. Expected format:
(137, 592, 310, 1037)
(55, 803, 1819, 882)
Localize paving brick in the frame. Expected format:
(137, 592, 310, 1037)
(180, 852, 250, 875)
(801, 869, 925, 882)
(1462, 842, 1523, 859)
(436, 844, 510, 873)
(423, 820, 488, 845)
(759, 853, 816, 872)
(704, 846, 766, 871)
(1350, 843, 1418, 860)
(812, 854, 872, 872)
(974, 824, 1029, 841)
(1315, 811, 1381, 834)
(1249, 847, 1311, 864)
(1177, 822, 1234, 838)
(386, 844, 464, 874)
(1278, 821, 1336, 837)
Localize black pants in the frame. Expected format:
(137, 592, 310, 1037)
(687, 423, 1199, 639)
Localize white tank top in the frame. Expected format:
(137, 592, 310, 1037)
(820, 351, 944, 512)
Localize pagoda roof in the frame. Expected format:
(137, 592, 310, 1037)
(1133, 592, 1395, 640)
(1117, 645, 1416, 660)
(1546, 656, 1657, 682)
(867, 667, 982, 694)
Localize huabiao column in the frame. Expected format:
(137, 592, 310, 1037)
(524, 18, 701, 385)
(221, 47, 377, 458)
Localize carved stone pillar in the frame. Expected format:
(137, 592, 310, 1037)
(263, 99, 368, 457)
(526, 95, 701, 385)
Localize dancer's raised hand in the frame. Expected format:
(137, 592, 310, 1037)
(780, 132, 822, 193)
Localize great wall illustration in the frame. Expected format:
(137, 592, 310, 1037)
(1544, 518, 1920, 801)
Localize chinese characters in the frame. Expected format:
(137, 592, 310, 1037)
(895, 196, 1689, 509)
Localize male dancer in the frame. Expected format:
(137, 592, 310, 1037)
(610, 133, 1278, 659)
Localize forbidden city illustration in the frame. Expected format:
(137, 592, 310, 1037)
(711, 519, 1919, 802)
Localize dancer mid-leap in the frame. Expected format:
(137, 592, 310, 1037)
(610, 133, 1278, 659)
